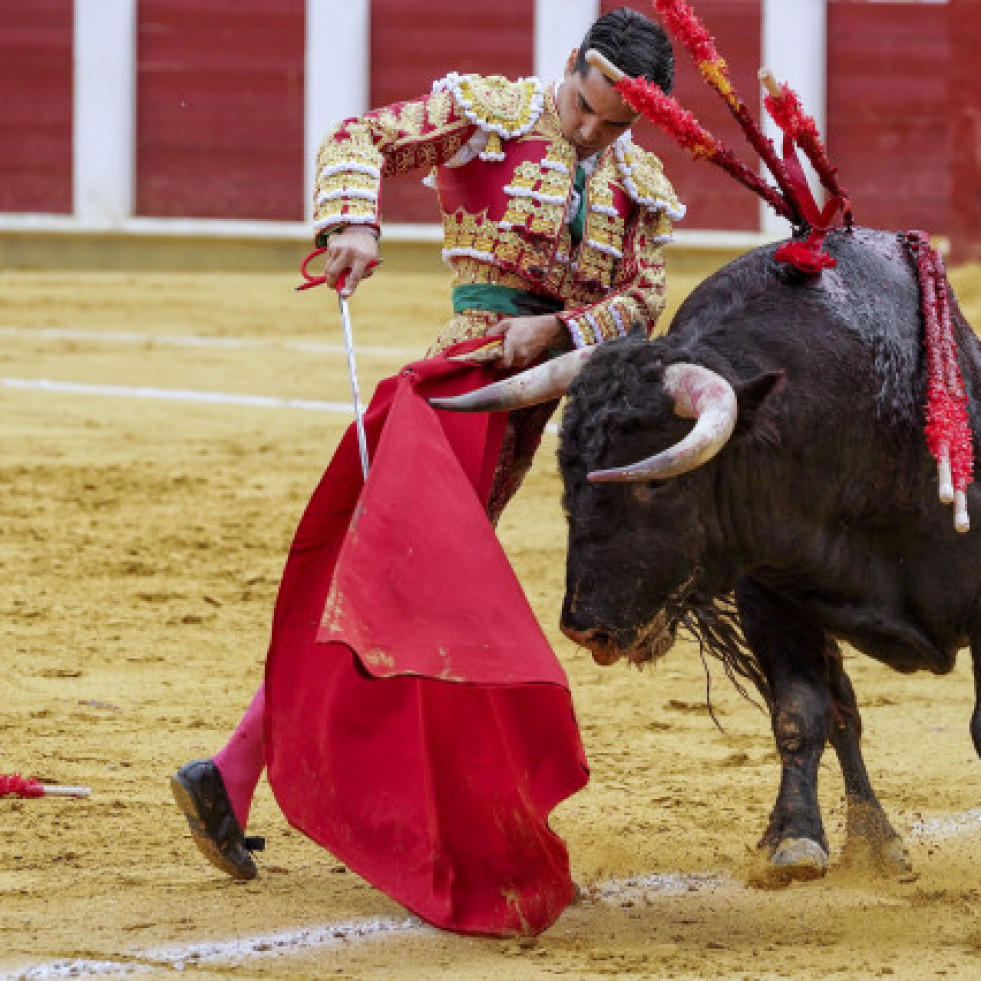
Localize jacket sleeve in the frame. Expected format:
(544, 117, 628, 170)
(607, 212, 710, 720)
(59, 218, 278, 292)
(559, 141, 683, 346)
(312, 86, 477, 238)
(312, 73, 546, 240)
(559, 205, 674, 346)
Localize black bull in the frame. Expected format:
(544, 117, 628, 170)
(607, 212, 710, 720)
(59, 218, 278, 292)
(432, 226, 981, 883)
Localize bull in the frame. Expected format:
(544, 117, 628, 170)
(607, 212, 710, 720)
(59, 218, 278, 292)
(431, 226, 981, 884)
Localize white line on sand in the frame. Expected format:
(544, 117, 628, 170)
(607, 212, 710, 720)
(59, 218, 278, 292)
(0, 326, 416, 360)
(0, 377, 562, 434)
(2, 917, 420, 979)
(9, 804, 981, 981)
(910, 808, 981, 841)
(2, 874, 726, 979)
(1, 377, 354, 413)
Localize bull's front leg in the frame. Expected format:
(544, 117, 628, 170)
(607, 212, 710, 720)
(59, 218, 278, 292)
(826, 650, 910, 875)
(734, 579, 832, 886)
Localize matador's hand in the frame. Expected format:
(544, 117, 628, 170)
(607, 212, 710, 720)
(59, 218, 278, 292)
(488, 314, 571, 370)
(323, 227, 380, 297)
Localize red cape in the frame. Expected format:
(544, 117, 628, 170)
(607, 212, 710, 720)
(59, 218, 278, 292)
(263, 344, 589, 936)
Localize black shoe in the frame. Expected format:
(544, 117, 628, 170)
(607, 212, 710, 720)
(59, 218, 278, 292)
(170, 759, 260, 881)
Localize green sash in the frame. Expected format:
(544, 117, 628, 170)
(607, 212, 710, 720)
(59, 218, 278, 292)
(452, 283, 563, 317)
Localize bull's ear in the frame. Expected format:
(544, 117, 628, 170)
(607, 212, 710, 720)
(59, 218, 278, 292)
(733, 370, 785, 441)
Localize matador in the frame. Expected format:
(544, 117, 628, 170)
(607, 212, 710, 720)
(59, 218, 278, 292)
(171, 6, 683, 937)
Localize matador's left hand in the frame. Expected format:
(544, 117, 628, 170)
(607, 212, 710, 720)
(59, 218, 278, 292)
(488, 314, 571, 370)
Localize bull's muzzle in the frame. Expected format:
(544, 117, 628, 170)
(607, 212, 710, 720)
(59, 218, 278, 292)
(560, 623, 623, 666)
(561, 612, 675, 667)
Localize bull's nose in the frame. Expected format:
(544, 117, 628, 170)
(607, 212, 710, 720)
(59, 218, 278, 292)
(560, 623, 622, 666)
(560, 623, 609, 648)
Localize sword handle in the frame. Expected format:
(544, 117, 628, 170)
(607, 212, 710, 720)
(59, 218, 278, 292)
(335, 260, 380, 295)
(295, 250, 380, 292)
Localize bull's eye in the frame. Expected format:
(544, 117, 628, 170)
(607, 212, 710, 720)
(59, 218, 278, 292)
(630, 480, 670, 505)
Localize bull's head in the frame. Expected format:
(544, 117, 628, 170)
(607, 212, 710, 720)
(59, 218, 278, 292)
(430, 337, 781, 666)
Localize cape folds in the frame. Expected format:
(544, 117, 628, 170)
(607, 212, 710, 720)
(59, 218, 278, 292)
(263, 341, 588, 936)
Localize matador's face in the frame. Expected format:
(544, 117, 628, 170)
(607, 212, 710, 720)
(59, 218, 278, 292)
(555, 53, 639, 161)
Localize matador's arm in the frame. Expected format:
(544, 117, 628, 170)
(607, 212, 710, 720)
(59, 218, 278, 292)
(560, 205, 675, 346)
(312, 86, 477, 241)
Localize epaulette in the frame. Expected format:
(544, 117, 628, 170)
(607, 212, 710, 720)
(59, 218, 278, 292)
(614, 139, 686, 221)
(434, 72, 545, 162)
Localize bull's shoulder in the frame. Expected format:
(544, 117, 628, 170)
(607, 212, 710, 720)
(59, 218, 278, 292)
(613, 139, 686, 220)
(433, 72, 545, 139)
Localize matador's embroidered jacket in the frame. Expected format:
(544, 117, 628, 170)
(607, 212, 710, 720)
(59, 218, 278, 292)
(313, 72, 685, 352)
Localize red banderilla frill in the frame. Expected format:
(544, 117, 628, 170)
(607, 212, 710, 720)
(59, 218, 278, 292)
(619, 1, 851, 273)
(761, 72, 851, 215)
(905, 231, 974, 533)
(611, 73, 796, 223)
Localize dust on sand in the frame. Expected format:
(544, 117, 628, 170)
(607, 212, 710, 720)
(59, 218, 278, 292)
(2, 260, 981, 978)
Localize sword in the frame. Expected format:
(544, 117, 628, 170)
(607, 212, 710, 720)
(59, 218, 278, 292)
(335, 268, 371, 479)
(297, 249, 380, 480)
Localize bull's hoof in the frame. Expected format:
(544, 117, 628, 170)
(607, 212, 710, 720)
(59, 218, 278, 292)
(839, 835, 912, 877)
(747, 837, 829, 889)
(772, 837, 830, 874)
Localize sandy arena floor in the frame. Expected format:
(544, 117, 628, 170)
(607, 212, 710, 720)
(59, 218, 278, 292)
(2, 252, 981, 979)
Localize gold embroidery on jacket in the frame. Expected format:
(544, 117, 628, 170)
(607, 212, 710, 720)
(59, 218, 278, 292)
(398, 100, 426, 137)
(313, 74, 681, 342)
(448, 74, 543, 136)
(499, 158, 566, 241)
(426, 88, 454, 130)
(615, 140, 685, 218)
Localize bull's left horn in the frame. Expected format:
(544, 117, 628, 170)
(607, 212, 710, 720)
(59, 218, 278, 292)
(588, 363, 738, 482)
(428, 347, 594, 413)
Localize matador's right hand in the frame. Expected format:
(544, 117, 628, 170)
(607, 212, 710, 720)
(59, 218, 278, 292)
(323, 227, 380, 297)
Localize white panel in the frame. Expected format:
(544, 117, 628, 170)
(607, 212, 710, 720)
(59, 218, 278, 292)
(534, 0, 601, 81)
(761, 0, 827, 235)
(305, 0, 370, 223)
(73, 0, 137, 225)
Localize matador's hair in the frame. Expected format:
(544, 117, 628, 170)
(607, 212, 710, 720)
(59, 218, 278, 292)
(574, 7, 674, 94)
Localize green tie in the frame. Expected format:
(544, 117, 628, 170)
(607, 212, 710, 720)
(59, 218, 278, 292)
(569, 165, 586, 244)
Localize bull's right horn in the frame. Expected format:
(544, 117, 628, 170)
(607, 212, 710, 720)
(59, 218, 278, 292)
(428, 347, 595, 413)
(588, 362, 738, 482)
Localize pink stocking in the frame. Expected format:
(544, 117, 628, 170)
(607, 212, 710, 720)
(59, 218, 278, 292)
(212, 683, 266, 830)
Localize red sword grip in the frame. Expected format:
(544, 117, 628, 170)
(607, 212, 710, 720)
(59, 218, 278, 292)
(296, 246, 380, 292)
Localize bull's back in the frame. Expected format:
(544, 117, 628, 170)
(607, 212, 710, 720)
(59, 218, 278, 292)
(675, 227, 981, 643)
(671, 227, 979, 439)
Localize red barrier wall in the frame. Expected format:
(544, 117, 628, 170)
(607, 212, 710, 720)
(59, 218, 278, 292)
(827, 0, 950, 236)
(949, 0, 981, 262)
(0, 0, 976, 258)
(369, 0, 535, 224)
(0, 0, 72, 214)
(136, 0, 305, 220)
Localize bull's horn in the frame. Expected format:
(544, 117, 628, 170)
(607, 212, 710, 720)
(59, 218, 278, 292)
(588, 363, 738, 482)
(428, 347, 594, 413)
